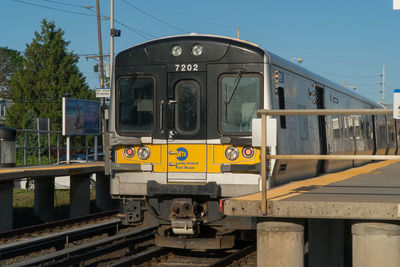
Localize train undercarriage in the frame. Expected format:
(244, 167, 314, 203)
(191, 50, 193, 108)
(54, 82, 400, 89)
(117, 181, 255, 250)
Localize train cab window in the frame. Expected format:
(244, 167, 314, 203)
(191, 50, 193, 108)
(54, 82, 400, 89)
(175, 80, 200, 135)
(219, 74, 261, 133)
(117, 76, 155, 134)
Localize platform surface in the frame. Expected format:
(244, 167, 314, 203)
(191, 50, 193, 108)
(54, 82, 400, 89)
(224, 160, 400, 220)
(0, 162, 104, 182)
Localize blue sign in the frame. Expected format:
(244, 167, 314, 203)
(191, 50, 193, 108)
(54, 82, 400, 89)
(176, 147, 188, 161)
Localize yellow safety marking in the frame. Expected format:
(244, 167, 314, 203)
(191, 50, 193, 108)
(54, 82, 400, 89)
(235, 160, 400, 202)
(0, 163, 104, 173)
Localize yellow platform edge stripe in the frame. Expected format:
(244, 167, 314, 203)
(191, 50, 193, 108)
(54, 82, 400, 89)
(0, 163, 105, 173)
(234, 160, 400, 202)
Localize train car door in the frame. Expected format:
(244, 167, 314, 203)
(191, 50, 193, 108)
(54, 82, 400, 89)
(166, 72, 207, 183)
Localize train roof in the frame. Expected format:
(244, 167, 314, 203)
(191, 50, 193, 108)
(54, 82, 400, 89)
(119, 34, 381, 108)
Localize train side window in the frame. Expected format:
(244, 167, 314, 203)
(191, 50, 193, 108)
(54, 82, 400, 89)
(277, 87, 286, 129)
(117, 76, 155, 134)
(343, 116, 349, 139)
(219, 74, 261, 134)
(332, 115, 341, 139)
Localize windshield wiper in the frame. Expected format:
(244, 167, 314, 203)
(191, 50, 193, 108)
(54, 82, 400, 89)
(224, 70, 244, 120)
(224, 70, 244, 105)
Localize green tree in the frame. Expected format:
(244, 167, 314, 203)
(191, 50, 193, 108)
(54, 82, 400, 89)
(0, 47, 23, 98)
(7, 19, 94, 130)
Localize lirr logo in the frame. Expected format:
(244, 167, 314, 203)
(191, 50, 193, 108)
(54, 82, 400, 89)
(176, 147, 188, 161)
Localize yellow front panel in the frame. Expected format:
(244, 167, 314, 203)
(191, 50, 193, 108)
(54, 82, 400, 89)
(167, 144, 207, 173)
(115, 144, 260, 174)
(207, 145, 260, 173)
(115, 145, 167, 172)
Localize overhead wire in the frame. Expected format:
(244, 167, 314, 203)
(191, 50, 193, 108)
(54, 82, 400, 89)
(121, 0, 189, 34)
(12, 0, 94, 17)
(13, 0, 155, 40)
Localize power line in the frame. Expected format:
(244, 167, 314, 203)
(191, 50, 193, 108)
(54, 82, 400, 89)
(40, 0, 92, 9)
(122, 0, 189, 34)
(13, 0, 94, 17)
(13, 0, 155, 40)
(114, 19, 156, 40)
(138, 0, 231, 30)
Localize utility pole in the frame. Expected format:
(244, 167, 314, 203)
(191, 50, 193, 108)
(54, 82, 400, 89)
(382, 65, 385, 106)
(237, 26, 240, 39)
(95, 0, 105, 88)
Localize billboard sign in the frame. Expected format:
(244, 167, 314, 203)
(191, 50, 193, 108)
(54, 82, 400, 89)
(62, 98, 101, 136)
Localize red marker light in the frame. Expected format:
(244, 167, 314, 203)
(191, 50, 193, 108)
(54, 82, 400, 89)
(242, 146, 254, 158)
(124, 147, 135, 158)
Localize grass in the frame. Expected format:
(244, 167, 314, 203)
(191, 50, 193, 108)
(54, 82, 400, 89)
(13, 189, 98, 228)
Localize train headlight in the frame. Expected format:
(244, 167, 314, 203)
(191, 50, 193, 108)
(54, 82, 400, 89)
(171, 45, 182, 56)
(124, 146, 135, 158)
(137, 146, 151, 160)
(242, 146, 255, 158)
(191, 44, 203, 56)
(225, 146, 239, 161)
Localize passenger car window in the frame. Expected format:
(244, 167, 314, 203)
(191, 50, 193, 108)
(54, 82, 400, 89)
(118, 76, 154, 134)
(220, 74, 261, 133)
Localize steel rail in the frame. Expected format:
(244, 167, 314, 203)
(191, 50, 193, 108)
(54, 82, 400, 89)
(209, 244, 256, 267)
(108, 247, 168, 267)
(7, 226, 157, 267)
(257, 108, 396, 215)
(0, 209, 118, 240)
(0, 218, 121, 260)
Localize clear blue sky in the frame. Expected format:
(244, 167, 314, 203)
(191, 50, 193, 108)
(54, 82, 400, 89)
(1, 0, 400, 105)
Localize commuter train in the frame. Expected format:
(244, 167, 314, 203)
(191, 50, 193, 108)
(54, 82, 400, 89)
(106, 34, 398, 249)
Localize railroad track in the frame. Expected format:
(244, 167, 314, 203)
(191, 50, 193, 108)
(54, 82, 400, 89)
(2, 210, 255, 266)
(109, 242, 256, 267)
(4, 226, 157, 266)
(0, 209, 119, 244)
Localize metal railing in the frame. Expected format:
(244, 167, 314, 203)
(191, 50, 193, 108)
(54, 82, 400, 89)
(258, 108, 400, 215)
(16, 129, 101, 166)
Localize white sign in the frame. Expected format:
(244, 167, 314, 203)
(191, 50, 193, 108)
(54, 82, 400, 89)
(251, 117, 277, 147)
(96, 88, 111, 98)
(394, 89, 400, 119)
(395, 0, 400, 10)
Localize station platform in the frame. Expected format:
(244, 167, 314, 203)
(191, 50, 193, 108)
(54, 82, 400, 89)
(0, 162, 104, 182)
(224, 160, 400, 220)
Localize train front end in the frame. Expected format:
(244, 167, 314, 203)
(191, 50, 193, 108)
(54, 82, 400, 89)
(107, 35, 268, 249)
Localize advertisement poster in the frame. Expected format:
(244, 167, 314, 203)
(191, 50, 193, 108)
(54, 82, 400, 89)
(62, 98, 101, 136)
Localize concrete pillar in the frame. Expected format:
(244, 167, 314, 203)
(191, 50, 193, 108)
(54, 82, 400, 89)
(0, 182, 13, 231)
(352, 222, 400, 267)
(308, 219, 344, 267)
(34, 177, 54, 222)
(95, 172, 113, 211)
(257, 221, 304, 267)
(70, 174, 90, 218)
